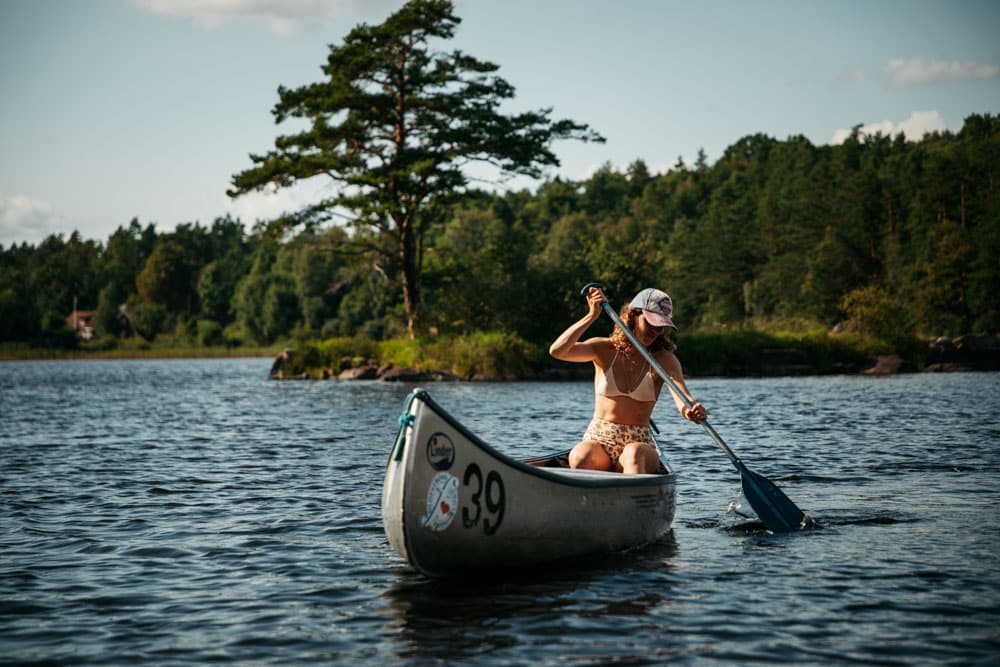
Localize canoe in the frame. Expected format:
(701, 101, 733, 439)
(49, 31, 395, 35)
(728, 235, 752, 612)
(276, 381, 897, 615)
(382, 389, 677, 577)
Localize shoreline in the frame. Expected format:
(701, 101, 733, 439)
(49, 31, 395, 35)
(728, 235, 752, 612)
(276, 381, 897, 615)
(0, 343, 283, 362)
(3, 353, 995, 377)
(4, 334, 997, 379)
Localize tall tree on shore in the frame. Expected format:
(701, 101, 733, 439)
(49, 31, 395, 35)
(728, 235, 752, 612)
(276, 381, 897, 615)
(228, 0, 602, 337)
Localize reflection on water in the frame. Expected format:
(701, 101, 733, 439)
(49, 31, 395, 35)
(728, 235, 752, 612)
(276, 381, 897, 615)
(381, 535, 680, 663)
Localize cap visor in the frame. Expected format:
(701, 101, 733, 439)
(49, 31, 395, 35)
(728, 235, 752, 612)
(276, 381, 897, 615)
(643, 310, 675, 328)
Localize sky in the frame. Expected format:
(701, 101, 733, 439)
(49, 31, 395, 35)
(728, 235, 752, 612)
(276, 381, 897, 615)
(1, 0, 998, 246)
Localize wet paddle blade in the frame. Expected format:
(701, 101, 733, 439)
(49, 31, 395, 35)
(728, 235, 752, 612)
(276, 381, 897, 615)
(740, 466, 805, 532)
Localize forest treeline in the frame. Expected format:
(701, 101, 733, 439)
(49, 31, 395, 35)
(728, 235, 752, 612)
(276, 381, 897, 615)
(2, 113, 998, 353)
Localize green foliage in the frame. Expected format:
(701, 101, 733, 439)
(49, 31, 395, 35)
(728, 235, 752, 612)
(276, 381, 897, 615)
(94, 284, 126, 337)
(840, 285, 913, 346)
(29, 233, 103, 323)
(376, 338, 420, 369)
(37, 312, 78, 349)
(102, 219, 155, 300)
(136, 240, 194, 317)
(261, 276, 299, 342)
(2, 114, 998, 363)
(233, 235, 281, 344)
(914, 218, 974, 334)
(420, 331, 546, 379)
(223, 322, 248, 348)
(273, 336, 378, 376)
(678, 330, 872, 377)
(130, 301, 167, 340)
(0, 282, 38, 341)
(227, 0, 602, 336)
(197, 261, 232, 322)
(284, 331, 544, 379)
(196, 319, 225, 347)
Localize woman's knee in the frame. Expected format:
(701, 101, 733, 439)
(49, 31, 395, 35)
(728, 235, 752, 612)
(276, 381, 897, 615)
(620, 442, 659, 474)
(569, 440, 611, 471)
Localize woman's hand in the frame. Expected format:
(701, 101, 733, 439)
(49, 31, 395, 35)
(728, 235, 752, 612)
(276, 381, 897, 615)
(682, 402, 708, 423)
(549, 286, 607, 361)
(584, 286, 606, 320)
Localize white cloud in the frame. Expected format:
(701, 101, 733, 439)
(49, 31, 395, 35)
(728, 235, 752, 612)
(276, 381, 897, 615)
(223, 178, 335, 223)
(829, 111, 948, 145)
(129, 0, 400, 36)
(0, 194, 65, 246)
(885, 57, 1000, 88)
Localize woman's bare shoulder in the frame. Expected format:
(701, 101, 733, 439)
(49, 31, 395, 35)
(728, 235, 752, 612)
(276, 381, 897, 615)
(652, 346, 681, 367)
(579, 337, 616, 361)
(590, 338, 618, 363)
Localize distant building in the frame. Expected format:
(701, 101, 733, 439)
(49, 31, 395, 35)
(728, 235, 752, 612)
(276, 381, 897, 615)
(66, 310, 95, 340)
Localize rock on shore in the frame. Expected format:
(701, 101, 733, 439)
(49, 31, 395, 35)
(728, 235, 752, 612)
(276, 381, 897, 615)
(923, 334, 1000, 372)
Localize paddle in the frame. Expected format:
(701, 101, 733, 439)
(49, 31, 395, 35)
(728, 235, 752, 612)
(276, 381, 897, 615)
(581, 283, 806, 532)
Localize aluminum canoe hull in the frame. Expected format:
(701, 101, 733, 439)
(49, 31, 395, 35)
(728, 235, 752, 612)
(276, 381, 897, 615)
(381, 389, 677, 577)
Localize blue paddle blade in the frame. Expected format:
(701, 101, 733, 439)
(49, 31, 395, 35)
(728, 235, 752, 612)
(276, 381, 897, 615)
(739, 465, 805, 532)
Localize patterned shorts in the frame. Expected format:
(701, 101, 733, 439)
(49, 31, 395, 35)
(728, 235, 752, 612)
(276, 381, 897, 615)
(583, 418, 660, 468)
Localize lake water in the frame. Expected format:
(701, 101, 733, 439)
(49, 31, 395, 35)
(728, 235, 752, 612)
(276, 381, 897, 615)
(2, 358, 998, 665)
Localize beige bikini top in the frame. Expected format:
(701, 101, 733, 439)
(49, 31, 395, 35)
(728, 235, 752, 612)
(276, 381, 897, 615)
(594, 350, 658, 402)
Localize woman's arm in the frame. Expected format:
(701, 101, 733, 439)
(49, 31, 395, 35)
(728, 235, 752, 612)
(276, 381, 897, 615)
(657, 350, 708, 423)
(549, 286, 606, 362)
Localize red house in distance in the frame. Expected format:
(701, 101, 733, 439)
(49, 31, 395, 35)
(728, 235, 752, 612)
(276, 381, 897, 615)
(65, 310, 95, 340)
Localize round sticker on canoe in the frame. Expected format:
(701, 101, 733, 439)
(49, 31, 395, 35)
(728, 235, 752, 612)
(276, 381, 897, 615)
(420, 472, 459, 532)
(425, 432, 455, 471)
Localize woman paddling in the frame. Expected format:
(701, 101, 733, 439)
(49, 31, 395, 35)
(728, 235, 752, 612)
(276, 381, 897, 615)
(549, 286, 707, 474)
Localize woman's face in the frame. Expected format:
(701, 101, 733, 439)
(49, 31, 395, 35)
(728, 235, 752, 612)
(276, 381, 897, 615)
(634, 311, 667, 346)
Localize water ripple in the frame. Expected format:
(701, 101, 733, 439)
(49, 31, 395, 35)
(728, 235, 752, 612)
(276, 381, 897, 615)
(1, 361, 998, 665)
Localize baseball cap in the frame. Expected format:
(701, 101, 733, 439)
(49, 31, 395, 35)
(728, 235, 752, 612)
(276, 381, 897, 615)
(629, 288, 675, 329)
